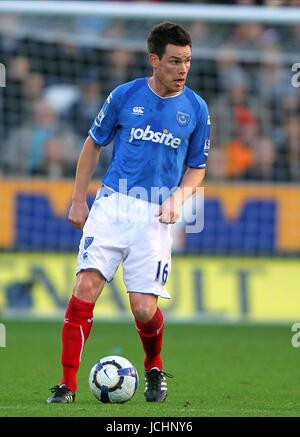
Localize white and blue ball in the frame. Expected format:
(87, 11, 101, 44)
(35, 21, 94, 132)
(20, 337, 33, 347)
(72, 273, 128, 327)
(89, 355, 139, 403)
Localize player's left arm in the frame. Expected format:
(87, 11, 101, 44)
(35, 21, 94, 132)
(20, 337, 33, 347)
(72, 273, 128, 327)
(156, 168, 205, 224)
(157, 99, 210, 224)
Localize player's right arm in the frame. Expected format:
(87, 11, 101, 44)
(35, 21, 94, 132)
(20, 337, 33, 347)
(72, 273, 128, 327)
(69, 85, 123, 229)
(68, 136, 101, 229)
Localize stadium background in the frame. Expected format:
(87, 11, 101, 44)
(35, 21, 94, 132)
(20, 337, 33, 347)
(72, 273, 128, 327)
(0, 0, 299, 323)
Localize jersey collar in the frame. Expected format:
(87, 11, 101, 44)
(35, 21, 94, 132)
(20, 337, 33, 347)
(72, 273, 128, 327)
(146, 78, 184, 99)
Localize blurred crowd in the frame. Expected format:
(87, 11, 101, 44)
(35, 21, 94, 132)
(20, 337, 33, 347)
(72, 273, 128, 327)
(0, 1, 300, 182)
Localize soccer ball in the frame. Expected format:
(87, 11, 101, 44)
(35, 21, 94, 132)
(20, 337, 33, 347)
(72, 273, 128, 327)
(88, 355, 139, 403)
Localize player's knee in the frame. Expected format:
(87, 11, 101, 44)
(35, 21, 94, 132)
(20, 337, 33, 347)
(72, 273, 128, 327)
(74, 271, 104, 302)
(132, 304, 156, 324)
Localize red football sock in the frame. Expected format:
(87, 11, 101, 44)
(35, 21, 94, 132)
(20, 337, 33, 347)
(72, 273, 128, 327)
(135, 307, 164, 372)
(60, 294, 95, 392)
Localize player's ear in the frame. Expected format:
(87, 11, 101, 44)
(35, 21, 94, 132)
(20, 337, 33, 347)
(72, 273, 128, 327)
(148, 52, 159, 69)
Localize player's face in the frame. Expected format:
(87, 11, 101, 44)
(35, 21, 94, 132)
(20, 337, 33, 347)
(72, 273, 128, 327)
(150, 44, 192, 96)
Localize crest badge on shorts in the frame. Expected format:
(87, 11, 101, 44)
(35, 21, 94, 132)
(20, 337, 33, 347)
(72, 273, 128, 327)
(176, 111, 190, 127)
(84, 237, 94, 250)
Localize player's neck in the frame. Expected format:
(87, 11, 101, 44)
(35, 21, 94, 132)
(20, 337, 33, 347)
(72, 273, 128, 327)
(147, 77, 183, 98)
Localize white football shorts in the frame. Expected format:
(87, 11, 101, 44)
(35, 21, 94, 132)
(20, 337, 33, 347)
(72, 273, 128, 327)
(76, 186, 172, 299)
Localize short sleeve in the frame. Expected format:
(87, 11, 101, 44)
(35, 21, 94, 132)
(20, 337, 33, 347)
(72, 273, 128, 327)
(88, 87, 121, 147)
(185, 102, 211, 169)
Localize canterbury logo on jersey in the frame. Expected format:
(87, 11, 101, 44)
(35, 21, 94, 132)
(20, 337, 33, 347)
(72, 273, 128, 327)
(132, 106, 144, 115)
(129, 125, 181, 148)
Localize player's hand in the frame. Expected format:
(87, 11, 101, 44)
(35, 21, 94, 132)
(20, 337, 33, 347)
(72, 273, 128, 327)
(155, 193, 183, 224)
(68, 200, 89, 229)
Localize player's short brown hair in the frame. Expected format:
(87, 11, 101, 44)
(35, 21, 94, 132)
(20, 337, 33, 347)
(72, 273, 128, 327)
(147, 22, 192, 59)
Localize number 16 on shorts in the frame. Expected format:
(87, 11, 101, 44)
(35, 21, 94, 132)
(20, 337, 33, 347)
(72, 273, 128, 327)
(155, 261, 169, 285)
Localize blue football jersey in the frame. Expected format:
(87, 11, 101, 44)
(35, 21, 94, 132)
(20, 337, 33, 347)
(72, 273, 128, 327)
(89, 78, 210, 203)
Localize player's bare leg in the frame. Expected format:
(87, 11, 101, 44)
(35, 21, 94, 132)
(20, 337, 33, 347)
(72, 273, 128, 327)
(47, 270, 106, 403)
(130, 292, 169, 402)
(74, 269, 106, 303)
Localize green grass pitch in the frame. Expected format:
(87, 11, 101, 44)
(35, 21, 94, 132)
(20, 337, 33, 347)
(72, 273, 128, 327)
(0, 320, 299, 417)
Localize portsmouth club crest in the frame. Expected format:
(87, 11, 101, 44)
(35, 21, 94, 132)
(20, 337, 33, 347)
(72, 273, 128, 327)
(176, 111, 191, 127)
(84, 237, 94, 250)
